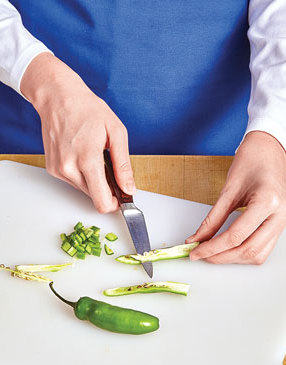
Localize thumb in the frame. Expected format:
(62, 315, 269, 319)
(186, 190, 235, 244)
(108, 124, 136, 195)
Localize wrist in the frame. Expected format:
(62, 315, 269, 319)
(237, 130, 286, 171)
(243, 131, 286, 155)
(20, 52, 84, 111)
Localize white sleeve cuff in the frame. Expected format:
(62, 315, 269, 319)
(0, 0, 53, 101)
(236, 117, 286, 153)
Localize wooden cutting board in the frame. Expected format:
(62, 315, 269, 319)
(0, 161, 285, 365)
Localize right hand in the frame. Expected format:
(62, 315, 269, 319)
(21, 52, 136, 213)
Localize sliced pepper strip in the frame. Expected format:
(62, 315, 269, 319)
(0, 264, 52, 283)
(103, 281, 190, 296)
(15, 263, 73, 273)
(116, 242, 200, 264)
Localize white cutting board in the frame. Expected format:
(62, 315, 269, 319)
(0, 161, 285, 365)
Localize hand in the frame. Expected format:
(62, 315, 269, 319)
(21, 53, 136, 213)
(186, 131, 286, 264)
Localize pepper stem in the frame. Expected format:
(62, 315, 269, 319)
(49, 282, 76, 309)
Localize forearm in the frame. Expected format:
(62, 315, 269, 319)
(0, 0, 52, 97)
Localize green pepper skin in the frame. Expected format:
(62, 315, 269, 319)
(75, 297, 159, 335)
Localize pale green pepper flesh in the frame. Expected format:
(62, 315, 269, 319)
(116, 242, 200, 264)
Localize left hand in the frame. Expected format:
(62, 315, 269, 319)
(186, 131, 286, 264)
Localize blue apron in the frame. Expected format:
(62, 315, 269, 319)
(0, 0, 250, 155)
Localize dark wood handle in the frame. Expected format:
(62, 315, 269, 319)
(104, 149, 133, 204)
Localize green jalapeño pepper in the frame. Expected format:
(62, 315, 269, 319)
(49, 282, 159, 335)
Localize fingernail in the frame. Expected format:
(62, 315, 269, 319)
(126, 181, 136, 195)
(186, 235, 195, 243)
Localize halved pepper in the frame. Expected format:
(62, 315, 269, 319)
(104, 281, 190, 296)
(116, 242, 200, 264)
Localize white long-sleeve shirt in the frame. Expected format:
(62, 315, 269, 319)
(0, 0, 286, 151)
(0, 0, 52, 98)
(243, 0, 286, 150)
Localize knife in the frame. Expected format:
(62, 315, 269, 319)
(104, 149, 153, 278)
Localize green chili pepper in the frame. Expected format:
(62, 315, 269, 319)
(49, 282, 159, 335)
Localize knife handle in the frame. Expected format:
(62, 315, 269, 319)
(104, 149, 133, 204)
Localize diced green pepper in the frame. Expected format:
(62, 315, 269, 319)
(76, 251, 86, 260)
(86, 239, 98, 247)
(77, 245, 85, 253)
(79, 232, 87, 241)
(74, 222, 83, 231)
(61, 241, 72, 253)
(74, 242, 80, 250)
(73, 238, 80, 246)
(75, 234, 83, 244)
(104, 244, 114, 255)
(67, 246, 77, 257)
(105, 233, 118, 242)
(89, 234, 100, 243)
(60, 222, 104, 260)
(83, 228, 93, 238)
(92, 247, 102, 257)
(94, 243, 101, 248)
(90, 226, 100, 234)
(60, 233, 67, 242)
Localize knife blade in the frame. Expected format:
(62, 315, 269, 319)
(103, 149, 153, 278)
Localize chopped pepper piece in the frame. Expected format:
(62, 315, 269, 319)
(88, 235, 100, 244)
(104, 244, 114, 255)
(67, 246, 77, 257)
(105, 233, 118, 242)
(74, 222, 83, 231)
(91, 247, 102, 257)
(76, 251, 86, 260)
(85, 244, 92, 255)
(60, 233, 67, 242)
(61, 241, 72, 253)
(90, 226, 100, 235)
(76, 245, 85, 253)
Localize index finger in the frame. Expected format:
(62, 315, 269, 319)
(190, 203, 271, 260)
